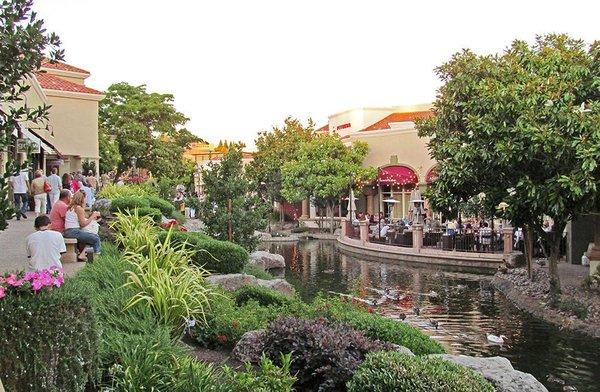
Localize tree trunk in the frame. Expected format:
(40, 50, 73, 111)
(524, 225, 534, 280)
(329, 201, 335, 235)
(547, 221, 564, 306)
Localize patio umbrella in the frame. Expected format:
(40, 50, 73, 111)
(383, 199, 400, 203)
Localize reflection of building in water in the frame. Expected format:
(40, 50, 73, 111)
(360, 261, 371, 288)
(301, 248, 309, 280)
(379, 263, 389, 285)
(340, 253, 348, 277)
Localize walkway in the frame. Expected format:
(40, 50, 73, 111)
(0, 212, 84, 276)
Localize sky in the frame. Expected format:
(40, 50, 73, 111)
(35, 0, 599, 149)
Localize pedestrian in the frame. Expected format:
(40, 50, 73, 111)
(63, 191, 102, 260)
(47, 167, 62, 207)
(86, 170, 98, 191)
(49, 189, 72, 233)
(9, 169, 30, 220)
(30, 170, 48, 217)
(62, 173, 72, 190)
(26, 215, 65, 271)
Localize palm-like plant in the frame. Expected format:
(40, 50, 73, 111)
(110, 209, 158, 253)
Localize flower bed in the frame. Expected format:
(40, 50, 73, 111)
(0, 268, 64, 298)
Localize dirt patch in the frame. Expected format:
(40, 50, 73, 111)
(187, 345, 246, 370)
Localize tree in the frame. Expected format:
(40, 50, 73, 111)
(0, 0, 62, 230)
(281, 134, 376, 233)
(418, 34, 600, 302)
(200, 146, 267, 251)
(247, 117, 315, 223)
(98, 82, 200, 181)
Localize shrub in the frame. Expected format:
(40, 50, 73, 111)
(109, 195, 151, 212)
(235, 285, 293, 307)
(347, 351, 494, 392)
(162, 231, 248, 274)
(98, 183, 157, 200)
(137, 206, 163, 223)
(110, 210, 158, 252)
(243, 264, 274, 280)
(262, 316, 393, 391)
(311, 297, 445, 355)
(170, 209, 188, 224)
(558, 298, 588, 319)
(144, 195, 175, 217)
(290, 226, 309, 233)
(125, 231, 214, 338)
(222, 354, 296, 392)
(0, 287, 98, 391)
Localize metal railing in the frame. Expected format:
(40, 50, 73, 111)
(422, 231, 504, 253)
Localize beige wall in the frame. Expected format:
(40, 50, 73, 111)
(45, 93, 100, 169)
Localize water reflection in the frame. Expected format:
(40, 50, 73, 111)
(261, 240, 600, 392)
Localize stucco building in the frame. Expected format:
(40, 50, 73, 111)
(313, 104, 436, 220)
(0, 58, 104, 177)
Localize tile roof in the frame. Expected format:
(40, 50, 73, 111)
(361, 111, 433, 132)
(41, 58, 90, 74)
(35, 72, 103, 95)
(316, 124, 329, 133)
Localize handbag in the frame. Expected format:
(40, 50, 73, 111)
(44, 180, 52, 193)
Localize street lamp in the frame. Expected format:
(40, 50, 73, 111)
(130, 156, 137, 175)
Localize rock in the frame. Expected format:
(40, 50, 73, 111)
(206, 274, 295, 296)
(249, 251, 286, 270)
(206, 274, 257, 292)
(260, 278, 295, 296)
(430, 354, 548, 392)
(389, 343, 414, 356)
(232, 330, 266, 363)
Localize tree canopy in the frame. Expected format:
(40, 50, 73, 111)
(98, 82, 201, 182)
(199, 146, 267, 250)
(418, 34, 600, 298)
(247, 116, 315, 204)
(281, 134, 376, 232)
(0, 0, 61, 230)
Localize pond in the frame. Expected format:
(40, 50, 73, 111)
(261, 240, 600, 392)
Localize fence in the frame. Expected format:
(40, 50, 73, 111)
(422, 231, 503, 253)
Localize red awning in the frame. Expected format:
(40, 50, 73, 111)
(377, 166, 418, 186)
(425, 167, 438, 184)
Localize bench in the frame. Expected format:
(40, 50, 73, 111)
(61, 238, 78, 263)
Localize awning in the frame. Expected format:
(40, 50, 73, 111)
(377, 165, 418, 186)
(425, 166, 438, 184)
(24, 128, 61, 155)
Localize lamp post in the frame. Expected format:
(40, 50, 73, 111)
(130, 156, 137, 176)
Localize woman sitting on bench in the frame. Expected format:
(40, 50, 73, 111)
(63, 191, 102, 261)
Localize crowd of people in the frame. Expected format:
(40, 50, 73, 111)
(9, 167, 109, 271)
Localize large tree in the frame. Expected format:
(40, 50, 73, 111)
(246, 117, 315, 222)
(200, 146, 267, 251)
(418, 34, 600, 302)
(0, 0, 62, 230)
(281, 134, 376, 233)
(98, 82, 200, 181)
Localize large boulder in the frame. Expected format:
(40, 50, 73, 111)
(249, 251, 286, 270)
(430, 354, 548, 392)
(233, 330, 266, 363)
(206, 274, 295, 297)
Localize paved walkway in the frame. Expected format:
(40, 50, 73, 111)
(0, 212, 84, 276)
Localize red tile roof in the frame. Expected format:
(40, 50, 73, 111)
(316, 124, 329, 133)
(361, 111, 432, 132)
(41, 58, 90, 74)
(35, 72, 103, 95)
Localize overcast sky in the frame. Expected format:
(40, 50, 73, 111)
(35, 0, 599, 148)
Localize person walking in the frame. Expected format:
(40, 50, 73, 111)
(26, 215, 65, 271)
(63, 191, 102, 261)
(30, 170, 48, 217)
(9, 169, 30, 220)
(47, 167, 62, 207)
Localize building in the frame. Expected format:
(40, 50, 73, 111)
(313, 104, 436, 220)
(184, 141, 253, 194)
(0, 58, 104, 177)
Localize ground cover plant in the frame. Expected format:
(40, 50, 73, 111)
(347, 351, 495, 392)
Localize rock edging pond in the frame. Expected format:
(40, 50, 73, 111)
(493, 269, 600, 339)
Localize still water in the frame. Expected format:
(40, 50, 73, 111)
(261, 240, 600, 392)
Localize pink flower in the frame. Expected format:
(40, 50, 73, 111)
(53, 275, 64, 287)
(31, 279, 43, 292)
(5, 274, 24, 287)
(24, 271, 38, 281)
(0, 286, 5, 299)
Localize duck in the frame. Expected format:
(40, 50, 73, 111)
(486, 334, 507, 344)
(413, 306, 421, 316)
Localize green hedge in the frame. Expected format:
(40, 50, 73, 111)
(109, 196, 150, 213)
(311, 297, 445, 355)
(144, 195, 175, 217)
(161, 231, 248, 274)
(137, 207, 163, 223)
(235, 285, 293, 307)
(0, 288, 99, 391)
(347, 351, 494, 392)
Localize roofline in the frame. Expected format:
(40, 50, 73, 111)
(42, 89, 105, 101)
(24, 74, 49, 106)
(40, 67, 90, 79)
(327, 103, 433, 119)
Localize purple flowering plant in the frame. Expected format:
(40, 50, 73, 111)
(0, 268, 64, 299)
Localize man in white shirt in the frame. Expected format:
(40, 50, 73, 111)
(10, 169, 30, 220)
(47, 167, 62, 207)
(26, 215, 65, 271)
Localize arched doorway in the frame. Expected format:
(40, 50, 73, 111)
(377, 165, 418, 220)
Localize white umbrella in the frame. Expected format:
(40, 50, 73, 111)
(383, 199, 400, 204)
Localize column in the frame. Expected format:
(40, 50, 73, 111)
(503, 226, 514, 257)
(341, 218, 348, 238)
(359, 220, 369, 244)
(366, 194, 374, 215)
(412, 224, 423, 251)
